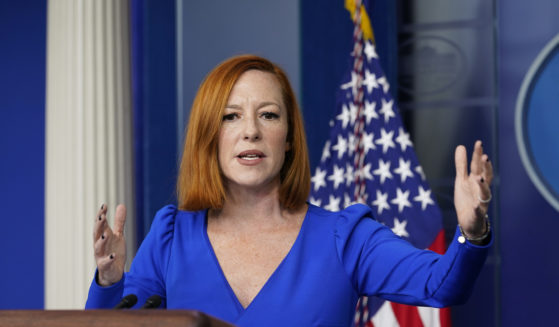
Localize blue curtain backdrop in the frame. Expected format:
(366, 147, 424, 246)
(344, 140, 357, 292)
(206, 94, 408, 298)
(0, 0, 46, 309)
(131, 0, 178, 244)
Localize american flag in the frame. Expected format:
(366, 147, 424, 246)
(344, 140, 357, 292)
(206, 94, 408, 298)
(309, 1, 450, 326)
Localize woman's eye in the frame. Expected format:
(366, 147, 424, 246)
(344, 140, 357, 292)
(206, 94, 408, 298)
(222, 113, 237, 121)
(262, 112, 279, 120)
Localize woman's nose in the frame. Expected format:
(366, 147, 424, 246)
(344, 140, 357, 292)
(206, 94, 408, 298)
(242, 117, 261, 141)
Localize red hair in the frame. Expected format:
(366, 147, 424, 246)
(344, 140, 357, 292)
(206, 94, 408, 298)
(177, 55, 310, 211)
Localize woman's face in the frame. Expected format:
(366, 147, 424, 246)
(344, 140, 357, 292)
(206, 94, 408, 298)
(218, 70, 290, 193)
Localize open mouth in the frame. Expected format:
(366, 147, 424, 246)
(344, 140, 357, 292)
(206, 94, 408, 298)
(237, 150, 265, 160)
(238, 154, 262, 160)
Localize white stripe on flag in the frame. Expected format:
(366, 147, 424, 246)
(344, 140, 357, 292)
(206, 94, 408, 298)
(418, 306, 442, 327)
(371, 301, 400, 327)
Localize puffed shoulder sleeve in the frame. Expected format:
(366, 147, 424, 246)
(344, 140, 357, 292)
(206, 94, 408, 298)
(124, 204, 177, 308)
(335, 204, 491, 307)
(85, 205, 177, 309)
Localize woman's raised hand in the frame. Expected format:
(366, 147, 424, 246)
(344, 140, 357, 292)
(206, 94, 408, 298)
(453, 141, 494, 239)
(93, 204, 127, 286)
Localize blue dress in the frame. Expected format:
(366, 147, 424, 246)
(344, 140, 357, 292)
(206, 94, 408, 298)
(86, 204, 491, 327)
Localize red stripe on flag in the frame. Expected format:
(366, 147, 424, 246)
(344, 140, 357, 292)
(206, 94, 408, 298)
(439, 306, 452, 327)
(391, 302, 424, 327)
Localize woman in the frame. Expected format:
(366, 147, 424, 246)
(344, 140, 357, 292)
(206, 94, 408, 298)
(87, 55, 493, 326)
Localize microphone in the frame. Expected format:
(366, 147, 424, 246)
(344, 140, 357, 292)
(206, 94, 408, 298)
(141, 295, 162, 309)
(114, 294, 138, 309)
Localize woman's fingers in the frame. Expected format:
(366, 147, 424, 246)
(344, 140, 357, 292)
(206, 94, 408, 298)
(470, 140, 483, 176)
(94, 223, 114, 256)
(482, 154, 494, 185)
(454, 145, 468, 181)
(474, 146, 493, 212)
(94, 232, 107, 257)
(113, 204, 127, 236)
(93, 204, 123, 258)
(477, 175, 492, 205)
(97, 253, 116, 271)
(93, 206, 108, 241)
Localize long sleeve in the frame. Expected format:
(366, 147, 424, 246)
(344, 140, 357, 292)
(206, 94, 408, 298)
(335, 204, 491, 307)
(85, 270, 125, 309)
(85, 205, 178, 309)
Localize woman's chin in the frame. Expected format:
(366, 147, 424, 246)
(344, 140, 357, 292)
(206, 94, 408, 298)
(225, 177, 280, 193)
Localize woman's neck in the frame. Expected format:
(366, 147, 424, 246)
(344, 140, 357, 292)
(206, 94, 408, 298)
(213, 183, 284, 225)
(208, 180, 307, 230)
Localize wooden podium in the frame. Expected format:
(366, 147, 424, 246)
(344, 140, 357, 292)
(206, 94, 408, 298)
(0, 310, 236, 327)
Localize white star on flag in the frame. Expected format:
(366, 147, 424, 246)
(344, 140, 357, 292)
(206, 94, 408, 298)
(363, 100, 378, 124)
(311, 167, 327, 192)
(332, 135, 347, 159)
(364, 40, 378, 61)
(395, 127, 413, 152)
(356, 163, 374, 181)
(363, 69, 378, 94)
(324, 195, 341, 212)
(394, 158, 414, 183)
(379, 98, 395, 123)
(336, 104, 351, 129)
(373, 159, 393, 184)
(391, 218, 409, 237)
(375, 128, 395, 154)
(413, 186, 435, 210)
(327, 165, 345, 190)
(340, 71, 360, 98)
(390, 188, 412, 213)
(372, 190, 390, 214)
(361, 131, 376, 154)
(377, 76, 389, 93)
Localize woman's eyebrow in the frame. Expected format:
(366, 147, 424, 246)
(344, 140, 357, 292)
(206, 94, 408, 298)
(225, 101, 281, 109)
(257, 101, 281, 109)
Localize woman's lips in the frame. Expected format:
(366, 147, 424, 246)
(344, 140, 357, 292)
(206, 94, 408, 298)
(237, 150, 265, 165)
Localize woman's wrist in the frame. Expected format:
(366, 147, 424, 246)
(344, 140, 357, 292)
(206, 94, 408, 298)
(459, 214, 491, 244)
(96, 270, 120, 287)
